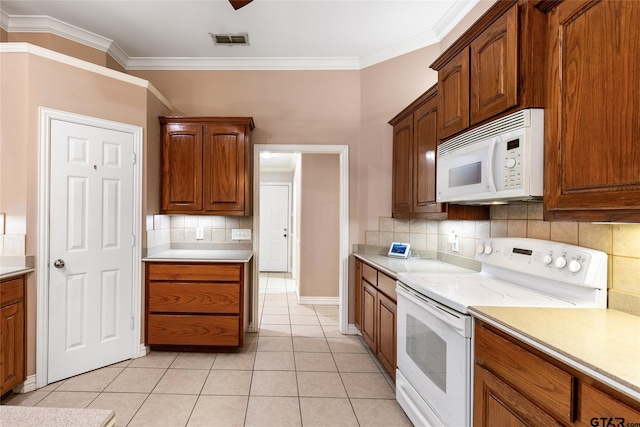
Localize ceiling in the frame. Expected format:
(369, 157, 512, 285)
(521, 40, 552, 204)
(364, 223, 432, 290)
(0, 0, 480, 70)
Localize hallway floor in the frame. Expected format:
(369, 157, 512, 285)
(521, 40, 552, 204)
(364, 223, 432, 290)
(1, 272, 411, 426)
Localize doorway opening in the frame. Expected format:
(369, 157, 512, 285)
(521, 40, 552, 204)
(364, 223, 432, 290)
(253, 145, 349, 335)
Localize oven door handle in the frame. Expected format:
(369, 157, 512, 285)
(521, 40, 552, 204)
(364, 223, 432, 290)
(397, 284, 471, 338)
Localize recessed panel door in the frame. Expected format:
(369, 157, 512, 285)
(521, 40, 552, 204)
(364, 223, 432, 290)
(259, 184, 290, 272)
(48, 119, 134, 383)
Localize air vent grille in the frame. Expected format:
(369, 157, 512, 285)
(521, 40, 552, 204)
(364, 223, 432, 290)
(438, 109, 535, 158)
(211, 33, 250, 46)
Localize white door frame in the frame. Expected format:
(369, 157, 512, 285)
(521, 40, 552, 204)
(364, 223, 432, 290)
(259, 182, 292, 272)
(36, 107, 144, 388)
(253, 144, 350, 334)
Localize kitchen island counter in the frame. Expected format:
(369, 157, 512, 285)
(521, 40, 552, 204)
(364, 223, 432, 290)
(470, 306, 640, 402)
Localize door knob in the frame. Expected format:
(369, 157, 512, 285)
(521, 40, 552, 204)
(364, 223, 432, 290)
(53, 259, 65, 269)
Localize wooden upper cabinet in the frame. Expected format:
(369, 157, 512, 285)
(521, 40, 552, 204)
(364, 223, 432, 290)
(437, 48, 470, 139)
(413, 97, 438, 212)
(203, 124, 248, 213)
(431, 0, 545, 140)
(162, 123, 203, 212)
(160, 117, 254, 216)
(470, 4, 518, 125)
(543, 0, 640, 222)
(391, 115, 413, 215)
(389, 86, 489, 220)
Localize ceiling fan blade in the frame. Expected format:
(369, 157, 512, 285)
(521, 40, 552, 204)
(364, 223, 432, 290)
(229, 0, 253, 10)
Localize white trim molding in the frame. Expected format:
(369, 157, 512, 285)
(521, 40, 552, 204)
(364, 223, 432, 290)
(297, 297, 340, 306)
(0, 43, 171, 110)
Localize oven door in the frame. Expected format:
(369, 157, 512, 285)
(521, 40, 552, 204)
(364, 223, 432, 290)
(396, 283, 472, 427)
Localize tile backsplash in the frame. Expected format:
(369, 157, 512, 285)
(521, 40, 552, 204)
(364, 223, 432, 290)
(364, 203, 640, 316)
(146, 214, 253, 253)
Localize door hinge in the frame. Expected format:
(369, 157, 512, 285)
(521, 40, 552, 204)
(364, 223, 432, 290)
(130, 317, 134, 330)
(131, 235, 135, 246)
(132, 153, 136, 164)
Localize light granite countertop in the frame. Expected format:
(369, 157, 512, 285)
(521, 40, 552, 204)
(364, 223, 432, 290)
(353, 253, 478, 278)
(470, 306, 640, 402)
(0, 406, 114, 427)
(142, 249, 253, 263)
(0, 266, 34, 280)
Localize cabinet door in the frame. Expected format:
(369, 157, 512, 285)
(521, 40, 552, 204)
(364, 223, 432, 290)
(391, 115, 413, 215)
(544, 0, 640, 221)
(203, 124, 249, 214)
(361, 281, 377, 351)
(470, 4, 518, 125)
(377, 292, 396, 379)
(161, 123, 203, 212)
(354, 259, 362, 332)
(0, 302, 25, 394)
(576, 382, 640, 427)
(474, 365, 561, 427)
(438, 47, 470, 139)
(413, 96, 440, 213)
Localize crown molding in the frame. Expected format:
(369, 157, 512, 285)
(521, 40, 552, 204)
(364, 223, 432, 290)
(1, 42, 171, 110)
(125, 56, 361, 71)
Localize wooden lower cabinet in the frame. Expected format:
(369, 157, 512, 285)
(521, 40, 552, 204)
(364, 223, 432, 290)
(354, 258, 397, 379)
(474, 320, 640, 426)
(145, 262, 249, 348)
(0, 275, 26, 396)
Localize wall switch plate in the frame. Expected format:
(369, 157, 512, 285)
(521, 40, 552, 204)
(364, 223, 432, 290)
(231, 229, 252, 240)
(196, 227, 204, 240)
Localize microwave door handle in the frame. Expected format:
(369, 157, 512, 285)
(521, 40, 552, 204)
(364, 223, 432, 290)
(486, 137, 499, 194)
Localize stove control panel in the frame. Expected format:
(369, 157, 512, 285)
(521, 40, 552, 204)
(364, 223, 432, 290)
(475, 237, 608, 288)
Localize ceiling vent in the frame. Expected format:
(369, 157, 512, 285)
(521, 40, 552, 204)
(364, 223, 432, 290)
(210, 33, 250, 46)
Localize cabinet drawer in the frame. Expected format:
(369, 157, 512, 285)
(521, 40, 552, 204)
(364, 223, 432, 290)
(377, 272, 396, 301)
(0, 278, 24, 308)
(148, 282, 240, 314)
(578, 382, 640, 424)
(362, 263, 377, 285)
(147, 314, 240, 346)
(147, 263, 241, 282)
(475, 324, 574, 423)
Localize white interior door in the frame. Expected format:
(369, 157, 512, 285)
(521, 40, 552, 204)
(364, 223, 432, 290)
(48, 119, 134, 383)
(260, 184, 290, 272)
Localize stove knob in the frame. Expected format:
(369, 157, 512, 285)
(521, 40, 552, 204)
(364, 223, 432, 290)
(555, 256, 567, 269)
(543, 254, 553, 265)
(483, 245, 493, 255)
(568, 259, 582, 273)
(476, 245, 485, 254)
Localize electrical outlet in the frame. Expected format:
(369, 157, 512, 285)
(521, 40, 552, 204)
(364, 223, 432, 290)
(449, 230, 459, 252)
(196, 227, 204, 240)
(231, 229, 252, 240)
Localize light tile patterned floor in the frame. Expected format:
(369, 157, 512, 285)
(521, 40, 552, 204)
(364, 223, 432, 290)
(1, 272, 412, 426)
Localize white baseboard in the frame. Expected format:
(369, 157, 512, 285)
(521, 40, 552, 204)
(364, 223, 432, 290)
(13, 374, 36, 394)
(346, 323, 360, 335)
(138, 344, 149, 358)
(296, 296, 340, 305)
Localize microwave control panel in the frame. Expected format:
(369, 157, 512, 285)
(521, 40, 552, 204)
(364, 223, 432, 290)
(501, 138, 522, 189)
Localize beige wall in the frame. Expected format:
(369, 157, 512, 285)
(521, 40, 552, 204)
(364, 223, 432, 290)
(6, 31, 125, 72)
(0, 50, 168, 376)
(299, 154, 340, 298)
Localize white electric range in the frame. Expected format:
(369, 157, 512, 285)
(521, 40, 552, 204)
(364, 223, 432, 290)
(395, 237, 608, 427)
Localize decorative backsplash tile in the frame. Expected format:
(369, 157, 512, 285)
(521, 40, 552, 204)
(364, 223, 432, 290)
(364, 202, 640, 316)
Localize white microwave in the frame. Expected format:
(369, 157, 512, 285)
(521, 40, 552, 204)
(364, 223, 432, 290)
(436, 108, 544, 204)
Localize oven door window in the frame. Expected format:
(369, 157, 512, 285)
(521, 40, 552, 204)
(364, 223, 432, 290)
(407, 314, 447, 393)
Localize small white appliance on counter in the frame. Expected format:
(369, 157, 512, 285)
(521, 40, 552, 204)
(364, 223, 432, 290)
(395, 238, 607, 427)
(436, 108, 543, 204)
